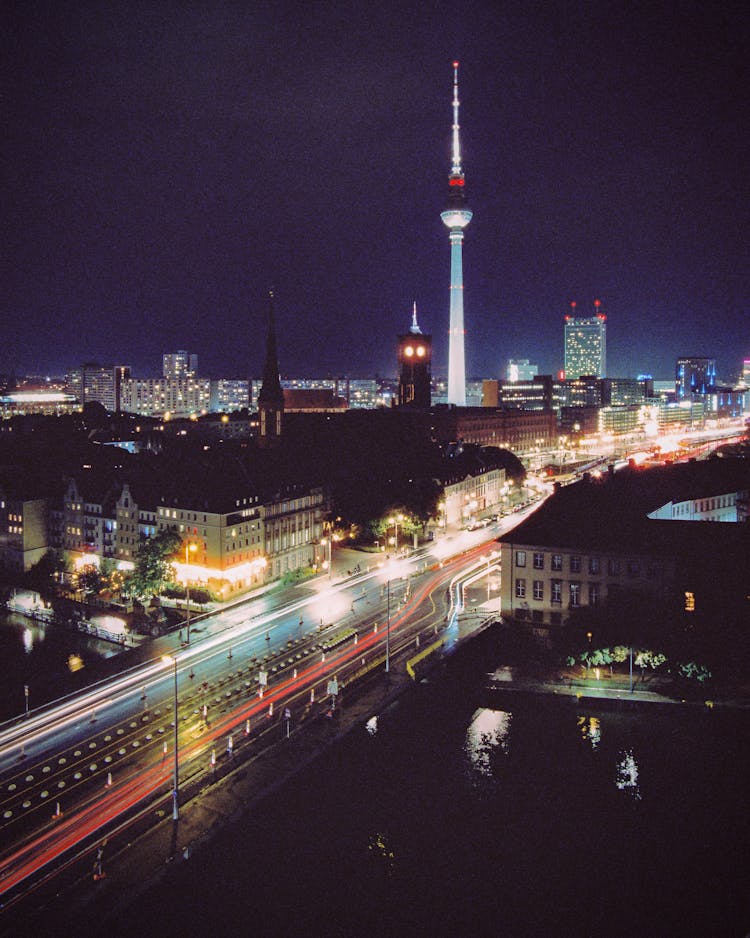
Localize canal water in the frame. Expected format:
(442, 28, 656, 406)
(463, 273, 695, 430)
(0, 612, 122, 722)
(93, 635, 749, 938)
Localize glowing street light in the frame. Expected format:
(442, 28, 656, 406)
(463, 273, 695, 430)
(161, 655, 179, 821)
(387, 514, 405, 554)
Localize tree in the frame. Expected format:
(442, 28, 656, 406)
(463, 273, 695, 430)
(634, 649, 667, 684)
(126, 530, 181, 600)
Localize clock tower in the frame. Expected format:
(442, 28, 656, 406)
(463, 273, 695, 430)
(397, 302, 432, 409)
(257, 288, 284, 448)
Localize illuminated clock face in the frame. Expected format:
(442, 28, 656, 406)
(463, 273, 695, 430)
(416, 346, 426, 357)
(404, 346, 414, 357)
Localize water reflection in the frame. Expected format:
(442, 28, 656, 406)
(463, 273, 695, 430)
(615, 748, 642, 800)
(578, 715, 602, 749)
(464, 707, 512, 777)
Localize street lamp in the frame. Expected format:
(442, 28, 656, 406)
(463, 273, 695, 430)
(387, 514, 404, 554)
(184, 541, 197, 645)
(162, 655, 179, 821)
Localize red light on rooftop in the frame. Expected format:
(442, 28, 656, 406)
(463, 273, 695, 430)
(449, 177, 464, 186)
(564, 315, 571, 321)
(559, 370, 566, 380)
(594, 298, 601, 308)
(453, 60, 459, 68)
(598, 314, 607, 321)
(570, 301, 577, 309)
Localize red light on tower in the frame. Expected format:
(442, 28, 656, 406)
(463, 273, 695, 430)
(453, 60, 459, 68)
(570, 301, 577, 309)
(594, 299, 601, 308)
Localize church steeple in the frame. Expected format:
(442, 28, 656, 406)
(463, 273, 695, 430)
(257, 288, 284, 448)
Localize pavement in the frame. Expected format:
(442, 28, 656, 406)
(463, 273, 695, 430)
(487, 664, 750, 710)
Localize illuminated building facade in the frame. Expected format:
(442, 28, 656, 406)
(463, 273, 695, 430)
(563, 301, 607, 378)
(163, 351, 198, 379)
(398, 303, 432, 408)
(441, 62, 472, 406)
(119, 376, 211, 418)
(675, 357, 715, 399)
(67, 363, 131, 412)
(0, 486, 48, 572)
(209, 379, 250, 412)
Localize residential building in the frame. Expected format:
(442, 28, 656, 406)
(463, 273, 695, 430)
(163, 351, 198, 379)
(498, 460, 750, 634)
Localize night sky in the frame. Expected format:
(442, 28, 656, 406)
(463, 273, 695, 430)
(2, 1, 748, 382)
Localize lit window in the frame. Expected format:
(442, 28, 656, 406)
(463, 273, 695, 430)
(533, 580, 544, 601)
(551, 580, 562, 604)
(515, 550, 526, 567)
(551, 554, 563, 571)
(515, 578, 526, 598)
(533, 552, 544, 570)
(684, 591, 695, 612)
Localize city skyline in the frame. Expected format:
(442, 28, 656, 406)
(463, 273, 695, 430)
(2, 2, 747, 382)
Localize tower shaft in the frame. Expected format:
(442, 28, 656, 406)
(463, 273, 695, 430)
(447, 230, 467, 405)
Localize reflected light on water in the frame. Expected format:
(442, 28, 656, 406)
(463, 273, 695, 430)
(615, 749, 642, 800)
(22, 627, 34, 654)
(578, 715, 602, 749)
(465, 708, 512, 777)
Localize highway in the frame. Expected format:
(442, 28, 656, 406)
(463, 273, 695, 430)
(0, 511, 533, 911)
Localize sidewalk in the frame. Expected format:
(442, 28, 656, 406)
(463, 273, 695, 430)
(487, 665, 750, 709)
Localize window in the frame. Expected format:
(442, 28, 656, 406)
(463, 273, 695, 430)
(550, 611, 562, 626)
(570, 555, 581, 573)
(533, 580, 544, 601)
(515, 578, 526, 598)
(588, 556, 600, 575)
(551, 580, 562, 604)
(684, 591, 695, 612)
(515, 550, 526, 568)
(569, 582, 581, 607)
(516, 607, 529, 620)
(589, 583, 600, 606)
(533, 552, 544, 570)
(552, 554, 563, 571)
(608, 559, 620, 576)
(628, 560, 640, 578)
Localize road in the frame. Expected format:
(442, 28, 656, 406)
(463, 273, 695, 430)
(0, 509, 535, 911)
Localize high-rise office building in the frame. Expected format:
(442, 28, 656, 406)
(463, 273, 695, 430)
(441, 62, 473, 407)
(163, 351, 198, 379)
(675, 357, 716, 399)
(397, 303, 432, 409)
(563, 300, 607, 379)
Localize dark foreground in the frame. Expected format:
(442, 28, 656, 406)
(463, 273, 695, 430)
(18, 625, 747, 938)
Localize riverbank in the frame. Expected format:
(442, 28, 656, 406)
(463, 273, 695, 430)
(487, 663, 750, 711)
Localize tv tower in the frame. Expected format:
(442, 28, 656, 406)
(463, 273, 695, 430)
(441, 61, 472, 407)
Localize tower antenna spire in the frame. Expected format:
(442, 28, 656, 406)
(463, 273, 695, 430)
(451, 60, 462, 175)
(410, 300, 422, 334)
